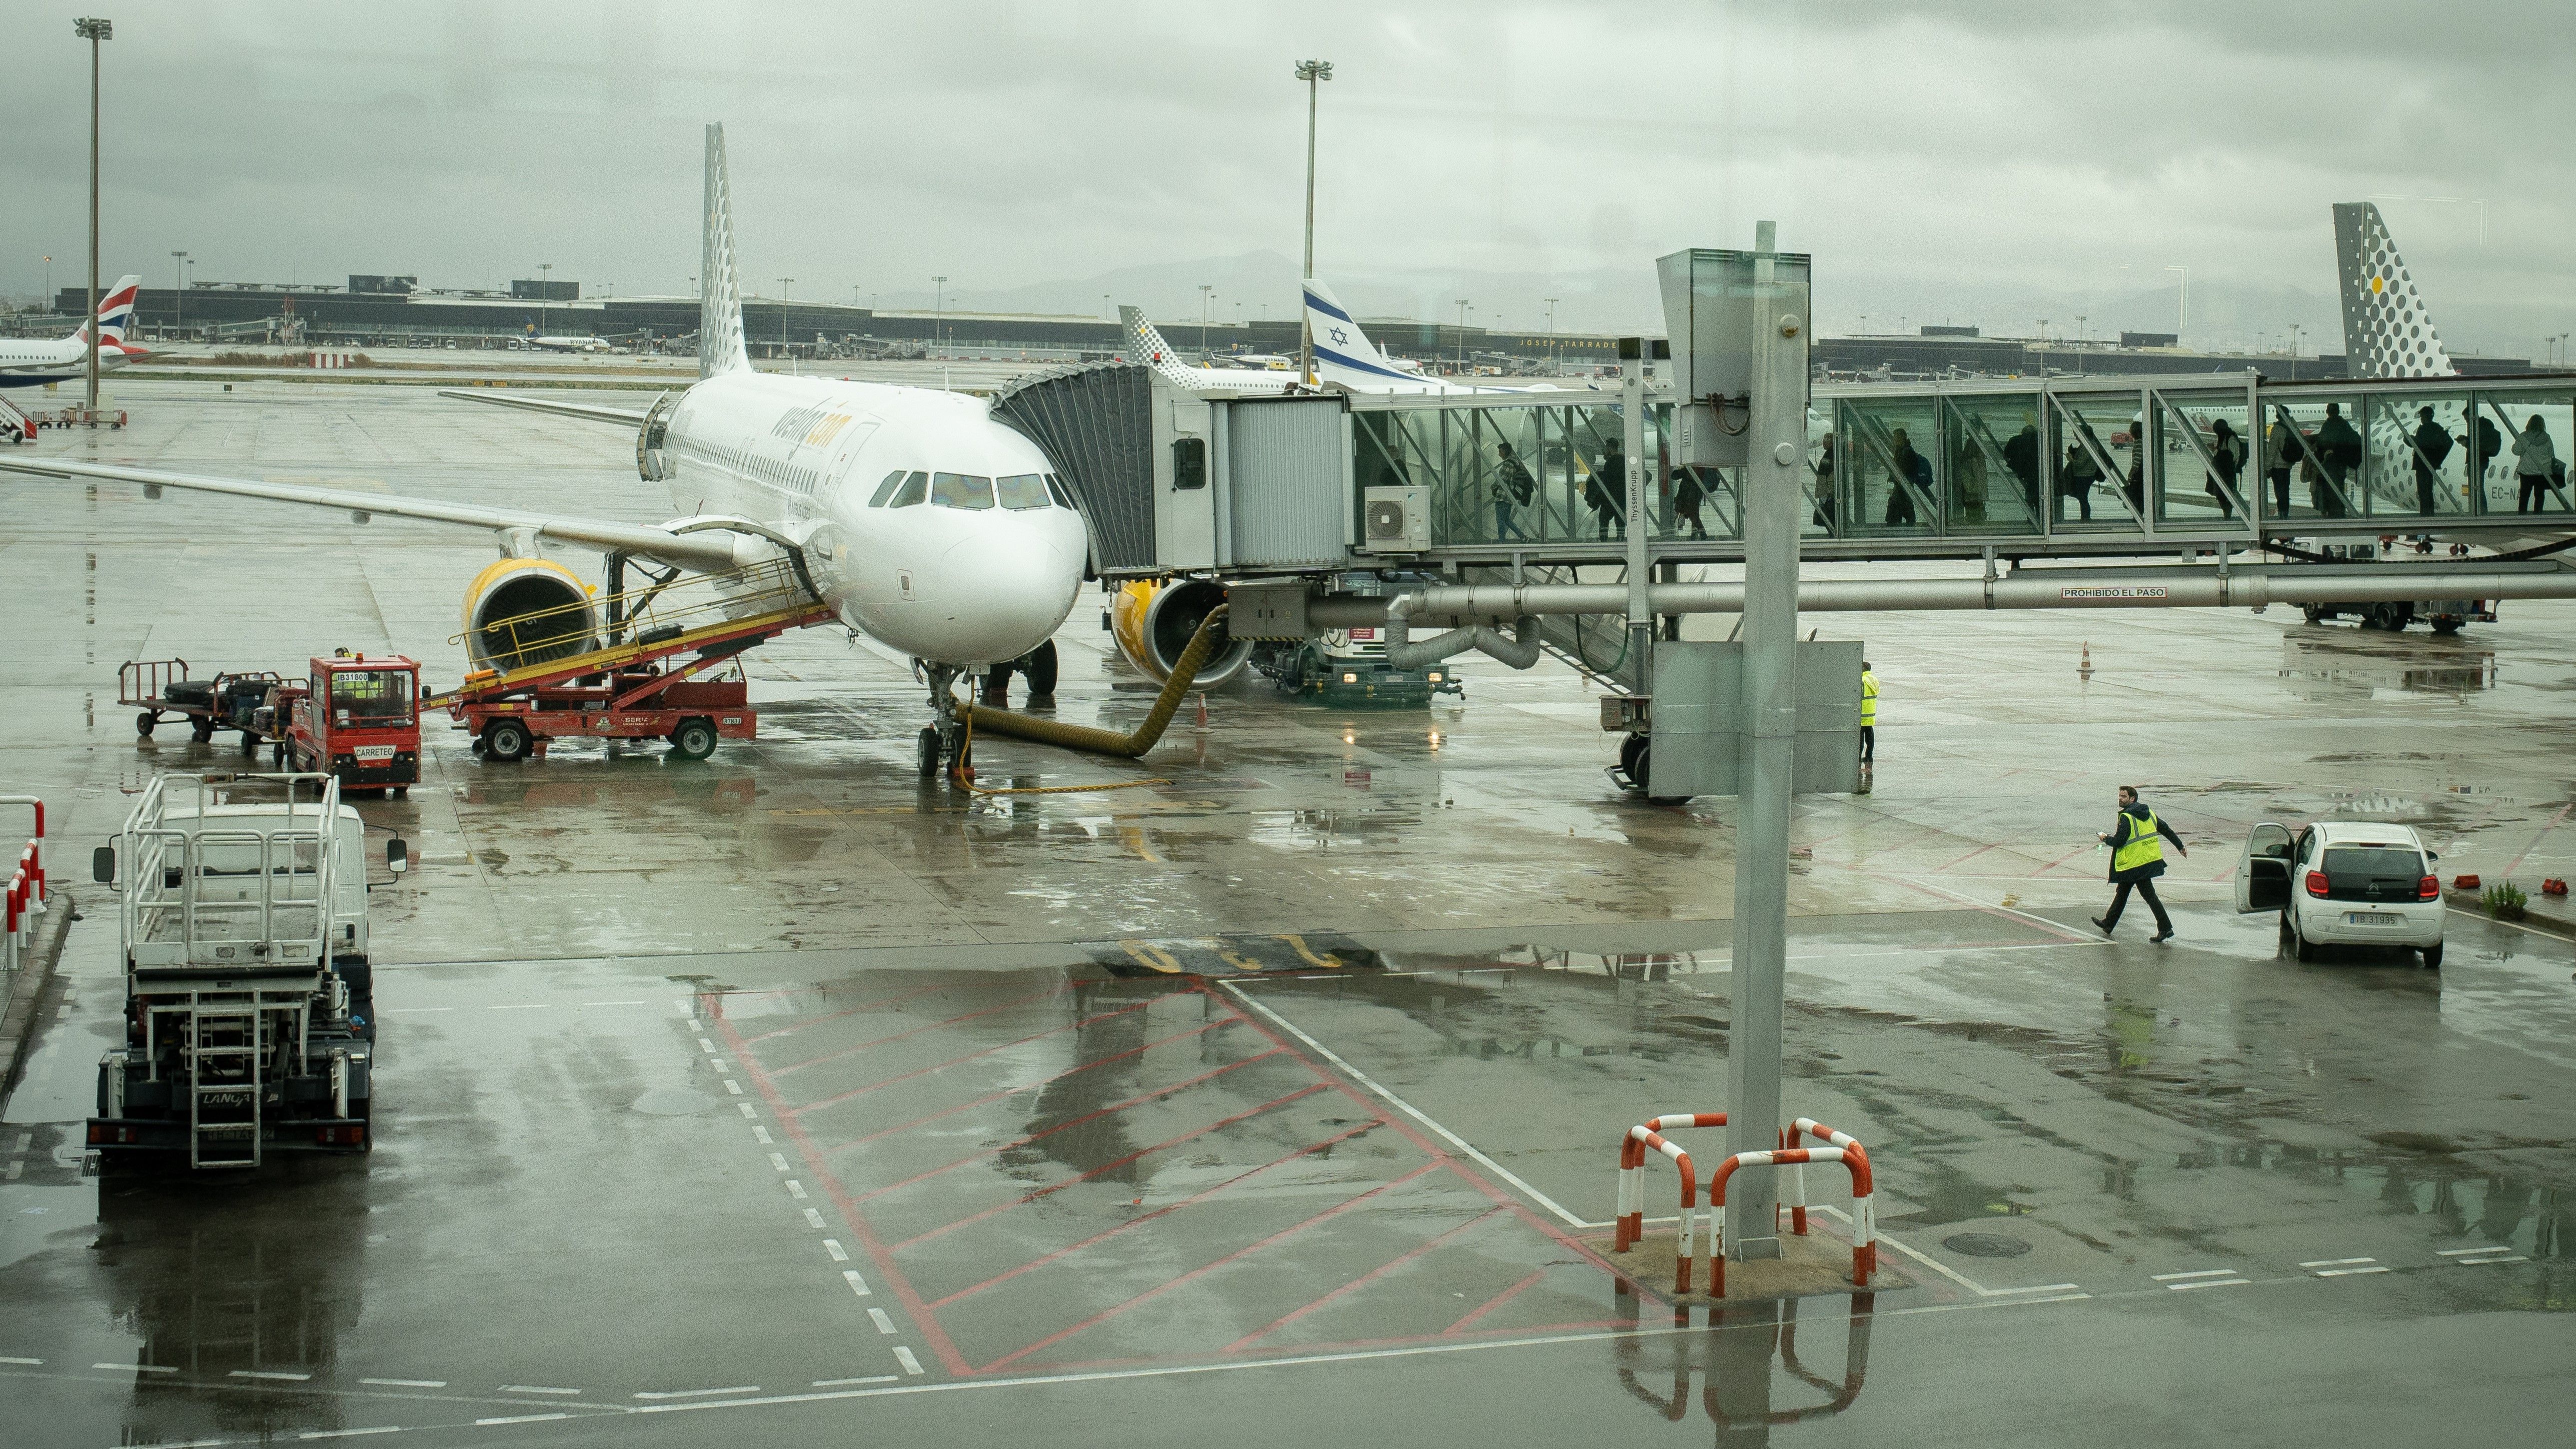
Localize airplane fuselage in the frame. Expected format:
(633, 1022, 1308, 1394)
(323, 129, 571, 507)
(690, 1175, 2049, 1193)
(0, 340, 138, 388)
(662, 371, 1087, 666)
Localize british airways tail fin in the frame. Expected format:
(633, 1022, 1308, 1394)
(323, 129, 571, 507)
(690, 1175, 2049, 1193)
(2333, 202, 2454, 379)
(699, 124, 752, 379)
(74, 275, 143, 353)
(1304, 278, 1420, 386)
(1117, 305, 1214, 389)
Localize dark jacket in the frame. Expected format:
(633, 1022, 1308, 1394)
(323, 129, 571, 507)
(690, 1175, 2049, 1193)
(2002, 426, 2041, 487)
(2107, 802, 2185, 884)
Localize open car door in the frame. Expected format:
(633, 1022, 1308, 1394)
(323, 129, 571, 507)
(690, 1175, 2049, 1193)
(2237, 822, 2295, 912)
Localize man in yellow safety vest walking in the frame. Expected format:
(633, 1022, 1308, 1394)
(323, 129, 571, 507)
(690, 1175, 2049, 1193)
(2094, 784, 2188, 942)
(1858, 660, 1878, 767)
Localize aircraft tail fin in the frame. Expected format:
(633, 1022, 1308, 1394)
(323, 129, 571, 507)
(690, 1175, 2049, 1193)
(74, 275, 144, 354)
(699, 124, 752, 379)
(2333, 202, 2454, 379)
(1117, 305, 1213, 389)
(1304, 278, 1415, 386)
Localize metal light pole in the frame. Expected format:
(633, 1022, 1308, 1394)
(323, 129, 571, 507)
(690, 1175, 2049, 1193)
(538, 261, 552, 337)
(1199, 284, 1214, 359)
(779, 278, 793, 346)
(1455, 299, 1470, 369)
(170, 250, 187, 339)
(44, 256, 53, 306)
(1295, 58, 1332, 384)
(2165, 265, 2188, 344)
(76, 16, 111, 414)
(933, 275, 946, 351)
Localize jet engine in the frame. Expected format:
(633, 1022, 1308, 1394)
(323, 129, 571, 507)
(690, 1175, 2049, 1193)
(462, 558, 600, 673)
(1108, 578, 1250, 687)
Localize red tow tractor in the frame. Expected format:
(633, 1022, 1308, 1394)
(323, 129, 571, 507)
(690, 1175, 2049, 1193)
(274, 650, 424, 797)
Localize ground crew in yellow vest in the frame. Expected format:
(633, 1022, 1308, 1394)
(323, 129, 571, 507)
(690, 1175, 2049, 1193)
(2094, 785, 2188, 941)
(1859, 661, 1878, 766)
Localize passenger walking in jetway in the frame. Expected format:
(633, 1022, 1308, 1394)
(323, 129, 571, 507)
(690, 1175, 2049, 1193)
(2411, 407, 2453, 516)
(2094, 785, 2187, 942)
(2122, 417, 2147, 513)
(2003, 416, 2042, 518)
(1858, 661, 1878, 767)
(1674, 467, 1710, 540)
(1590, 441, 1626, 539)
(2264, 416, 2297, 517)
(1953, 432, 1988, 522)
(2207, 418, 2246, 521)
(1492, 442, 1534, 541)
(2465, 413, 2504, 506)
(2058, 440, 2098, 521)
(1884, 428, 1929, 526)
(2513, 414, 2557, 513)
(1812, 432, 1838, 530)
(2316, 403, 2362, 518)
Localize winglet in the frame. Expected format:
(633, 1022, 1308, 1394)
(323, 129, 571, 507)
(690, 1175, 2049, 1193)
(2333, 202, 2454, 379)
(700, 124, 753, 379)
(1117, 305, 1213, 389)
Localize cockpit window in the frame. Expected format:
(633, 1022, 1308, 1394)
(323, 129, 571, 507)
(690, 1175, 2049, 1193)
(996, 473, 1052, 510)
(867, 470, 909, 507)
(1043, 474, 1077, 510)
(931, 473, 995, 510)
(888, 471, 929, 508)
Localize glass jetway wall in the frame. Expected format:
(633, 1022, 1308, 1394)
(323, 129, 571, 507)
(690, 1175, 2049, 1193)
(1352, 373, 2576, 560)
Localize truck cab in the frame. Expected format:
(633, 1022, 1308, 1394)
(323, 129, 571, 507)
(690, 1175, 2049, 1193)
(286, 651, 422, 795)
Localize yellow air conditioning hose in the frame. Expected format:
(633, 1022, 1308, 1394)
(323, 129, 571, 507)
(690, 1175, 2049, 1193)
(959, 604, 1229, 760)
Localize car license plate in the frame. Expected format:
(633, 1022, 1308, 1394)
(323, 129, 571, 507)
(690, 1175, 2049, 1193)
(353, 745, 396, 762)
(2345, 911, 2404, 926)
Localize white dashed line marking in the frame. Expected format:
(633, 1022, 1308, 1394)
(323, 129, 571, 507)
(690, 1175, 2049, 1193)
(500, 1384, 583, 1395)
(737, 1102, 758, 1119)
(699, 1039, 717, 1053)
(98, 1362, 180, 1373)
(867, 1308, 896, 1334)
(2151, 1269, 2237, 1282)
(710, 1059, 729, 1071)
(2459, 1254, 2528, 1265)
(813, 1374, 897, 1387)
(785, 1179, 807, 1200)
(824, 1239, 850, 1263)
(4, 1162, 19, 1180)
(2300, 1258, 2376, 1268)
(360, 1377, 447, 1387)
(634, 1386, 759, 1400)
(673, 999, 693, 1014)
(752, 1126, 773, 1144)
(2316, 1266, 2390, 1277)
(583, 1001, 646, 1007)
(489, 1004, 547, 1011)
(230, 1368, 314, 1381)
(893, 1346, 923, 1375)
(2437, 1246, 2510, 1256)
(842, 1268, 871, 1297)
(802, 1207, 828, 1230)
(2166, 1278, 2250, 1291)
(724, 1080, 744, 1096)
(301, 1428, 402, 1439)
(768, 1153, 790, 1172)
(10, 1132, 31, 1151)
(476, 1412, 570, 1425)
(385, 1007, 451, 1014)
(0, 1355, 43, 1364)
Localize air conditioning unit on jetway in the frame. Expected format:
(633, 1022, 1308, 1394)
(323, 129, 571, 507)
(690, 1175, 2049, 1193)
(1362, 486, 1429, 553)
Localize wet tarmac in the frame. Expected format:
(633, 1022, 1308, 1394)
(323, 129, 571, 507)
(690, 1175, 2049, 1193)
(4, 378, 2575, 1445)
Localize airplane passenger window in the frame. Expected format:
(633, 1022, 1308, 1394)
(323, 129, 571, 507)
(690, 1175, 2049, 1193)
(995, 473, 1051, 510)
(1043, 475, 1077, 510)
(890, 472, 929, 507)
(931, 473, 996, 510)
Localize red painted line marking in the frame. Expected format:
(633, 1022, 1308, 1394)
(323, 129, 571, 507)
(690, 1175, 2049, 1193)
(833, 1015, 1241, 1146)
(709, 999, 971, 1378)
(791, 995, 1186, 1118)
(1223, 1206, 1505, 1352)
(741, 977, 983, 1044)
(1931, 840, 2006, 871)
(846, 1049, 1293, 1202)
(1444, 1269, 1548, 1335)
(974, 1162, 1444, 1375)
(770, 982, 1070, 1077)
(2031, 841, 2094, 875)
(890, 1082, 1332, 1252)
(2501, 802, 2573, 878)
(928, 1118, 1389, 1310)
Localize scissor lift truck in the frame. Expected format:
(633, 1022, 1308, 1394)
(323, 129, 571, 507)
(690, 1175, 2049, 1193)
(435, 559, 831, 763)
(86, 772, 407, 1169)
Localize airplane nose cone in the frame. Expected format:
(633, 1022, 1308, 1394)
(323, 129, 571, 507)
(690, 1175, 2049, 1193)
(940, 532, 1076, 659)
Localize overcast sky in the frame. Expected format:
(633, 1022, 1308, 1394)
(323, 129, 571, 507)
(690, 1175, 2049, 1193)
(4, 1, 2570, 354)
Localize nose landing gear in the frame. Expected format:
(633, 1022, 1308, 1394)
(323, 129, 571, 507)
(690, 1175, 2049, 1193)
(916, 662, 973, 782)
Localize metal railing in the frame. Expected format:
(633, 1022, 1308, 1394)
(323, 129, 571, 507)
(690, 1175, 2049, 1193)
(115, 774, 337, 971)
(448, 557, 810, 674)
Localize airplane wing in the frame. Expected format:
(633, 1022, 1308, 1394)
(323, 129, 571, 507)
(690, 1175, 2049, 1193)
(437, 388, 655, 426)
(0, 455, 740, 571)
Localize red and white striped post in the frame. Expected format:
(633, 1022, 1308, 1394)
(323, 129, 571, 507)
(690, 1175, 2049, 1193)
(1619, 1126, 1707, 1293)
(1616, 1112, 1727, 1251)
(0, 796, 43, 908)
(1708, 1146, 1875, 1298)
(1783, 1117, 1873, 1261)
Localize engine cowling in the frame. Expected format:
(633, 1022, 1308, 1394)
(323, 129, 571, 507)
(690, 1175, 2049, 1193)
(462, 558, 600, 673)
(1108, 578, 1250, 687)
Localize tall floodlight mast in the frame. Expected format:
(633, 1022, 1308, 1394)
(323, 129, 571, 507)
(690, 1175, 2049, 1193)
(1295, 58, 1332, 384)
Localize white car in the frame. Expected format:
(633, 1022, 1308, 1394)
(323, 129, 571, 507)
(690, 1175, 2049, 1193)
(2235, 820, 2445, 968)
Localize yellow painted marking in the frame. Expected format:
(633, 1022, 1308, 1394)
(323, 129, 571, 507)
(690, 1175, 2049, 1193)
(1279, 934, 1344, 970)
(1121, 940, 1184, 974)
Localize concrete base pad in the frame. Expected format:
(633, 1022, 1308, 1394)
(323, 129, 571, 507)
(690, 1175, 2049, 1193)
(1584, 1224, 1906, 1304)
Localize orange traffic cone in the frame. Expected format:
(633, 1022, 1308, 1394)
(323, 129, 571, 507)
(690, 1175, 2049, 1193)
(2079, 643, 2093, 678)
(1195, 691, 1208, 728)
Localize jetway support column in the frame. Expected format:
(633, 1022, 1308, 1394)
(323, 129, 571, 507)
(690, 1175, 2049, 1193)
(1622, 339, 1652, 692)
(1725, 221, 1807, 1260)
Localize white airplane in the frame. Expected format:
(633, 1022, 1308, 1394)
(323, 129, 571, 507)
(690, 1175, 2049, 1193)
(1116, 307, 1304, 395)
(0, 274, 145, 387)
(1303, 278, 1558, 394)
(525, 334, 613, 354)
(0, 126, 1087, 779)
(1214, 351, 1293, 370)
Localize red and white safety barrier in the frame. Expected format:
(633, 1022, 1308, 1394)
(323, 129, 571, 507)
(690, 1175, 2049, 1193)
(1615, 1112, 1727, 1250)
(1710, 1144, 1875, 1297)
(2, 796, 44, 976)
(1783, 1116, 1873, 1267)
(1621, 1126, 1709, 1292)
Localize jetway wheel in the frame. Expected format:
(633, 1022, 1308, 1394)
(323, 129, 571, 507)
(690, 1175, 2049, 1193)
(484, 719, 532, 764)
